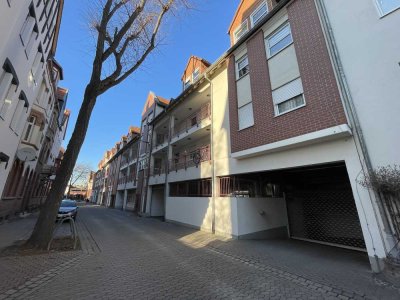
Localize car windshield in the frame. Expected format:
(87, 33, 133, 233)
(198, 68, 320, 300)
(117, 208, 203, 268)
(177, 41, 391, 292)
(60, 200, 76, 208)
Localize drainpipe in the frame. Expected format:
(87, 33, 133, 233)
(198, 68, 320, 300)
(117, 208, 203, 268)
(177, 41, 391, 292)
(204, 73, 216, 234)
(314, 0, 392, 258)
(162, 112, 172, 221)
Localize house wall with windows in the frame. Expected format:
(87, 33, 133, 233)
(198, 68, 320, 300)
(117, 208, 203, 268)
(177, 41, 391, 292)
(0, 0, 67, 219)
(319, 0, 400, 168)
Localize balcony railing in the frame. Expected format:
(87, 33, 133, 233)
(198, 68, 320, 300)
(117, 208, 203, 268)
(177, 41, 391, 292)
(155, 133, 169, 148)
(169, 145, 211, 172)
(172, 102, 211, 139)
(118, 172, 136, 186)
(150, 165, 166, 176)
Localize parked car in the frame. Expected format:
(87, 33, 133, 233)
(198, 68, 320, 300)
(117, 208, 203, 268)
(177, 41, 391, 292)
(57, 199, 78, 221)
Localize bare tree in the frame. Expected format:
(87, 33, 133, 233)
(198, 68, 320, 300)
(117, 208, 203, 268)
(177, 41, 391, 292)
(27, 0, 190, 249)
(66, 163, 92, 197)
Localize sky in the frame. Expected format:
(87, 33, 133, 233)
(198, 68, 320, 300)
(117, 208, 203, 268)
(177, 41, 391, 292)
(56, 0, 240, 170)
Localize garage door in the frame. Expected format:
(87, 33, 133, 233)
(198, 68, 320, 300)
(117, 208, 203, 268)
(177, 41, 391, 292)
(285, 165, 366, 250)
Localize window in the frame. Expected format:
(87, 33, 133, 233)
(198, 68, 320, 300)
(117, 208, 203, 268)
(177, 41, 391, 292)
(170, 179, 211, 197)
(24, 116, 37, 142)
(266, 23, 293, 58)
(251, 1, 268, 27)
(192, 68, 200, 82)
(238, 102, 254, 130)
(272, 78, 305, 115)
(183, 78, 191, 90)
(0, 60, 19, 120)
(236, 54, 249, 79)
(376, 0, 400, 15)
(10, 91, 29, 133)
(234, 20, 249, 43)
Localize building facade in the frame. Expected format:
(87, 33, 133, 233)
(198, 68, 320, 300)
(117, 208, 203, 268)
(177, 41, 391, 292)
(0, 0, 70, 219)
(92, 0, 400, 272)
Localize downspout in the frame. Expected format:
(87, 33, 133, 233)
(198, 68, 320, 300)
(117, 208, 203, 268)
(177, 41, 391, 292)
(162, 112, 172, 221)
(143, 107, 157, 215)
(204, 74, 216, 234)
(314, 0, 392, 255)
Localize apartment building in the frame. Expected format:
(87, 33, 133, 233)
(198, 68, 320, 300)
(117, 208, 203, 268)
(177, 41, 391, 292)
(92, 0, 399, 272)
(0, 0, 69, 219)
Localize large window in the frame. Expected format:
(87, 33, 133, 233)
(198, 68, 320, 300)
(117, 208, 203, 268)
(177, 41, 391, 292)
(234, 20, 249, 44)
(251, 1, 268, 27)
(266, 23, 293, 58)
(272, 78, 305, 115)
(376, 0, 400, 16)
(170, 179, 212, 197)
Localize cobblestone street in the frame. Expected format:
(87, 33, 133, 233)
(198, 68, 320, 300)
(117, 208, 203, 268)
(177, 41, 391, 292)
(0, 206, 399, 300)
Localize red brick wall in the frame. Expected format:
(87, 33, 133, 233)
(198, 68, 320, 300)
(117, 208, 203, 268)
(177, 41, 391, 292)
(228, 0, 348, 154)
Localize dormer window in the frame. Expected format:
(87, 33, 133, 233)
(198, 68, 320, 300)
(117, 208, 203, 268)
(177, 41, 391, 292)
(234, 20, 249, 44)
(192, 68, 200, 82)
(250, 1, 268, 27)
(184, 78, 191, 90)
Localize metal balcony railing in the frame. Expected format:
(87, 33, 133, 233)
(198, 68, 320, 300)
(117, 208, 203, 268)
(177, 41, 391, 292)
(168, 145, 211, 172)
(155, 133, 169, 148)
(172, 102, 211, 139)
(150, 165, 166, 176)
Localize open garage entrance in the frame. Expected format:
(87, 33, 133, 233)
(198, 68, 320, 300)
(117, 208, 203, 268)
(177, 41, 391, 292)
(150, 185, 165, 217)
(218, 162, 366, 251)
(284, 163, 366, 251)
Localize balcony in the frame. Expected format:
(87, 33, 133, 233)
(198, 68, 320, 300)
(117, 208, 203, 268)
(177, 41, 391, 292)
(153, 133, 169, 152)
(171, 102, 211, 143)
(169, 145, 211, 172)
(117, 172, 137, 190)
(150, 165, 166, 177)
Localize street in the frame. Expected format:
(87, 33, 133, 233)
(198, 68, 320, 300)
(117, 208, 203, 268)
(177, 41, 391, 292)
(0, 206, 399, 300)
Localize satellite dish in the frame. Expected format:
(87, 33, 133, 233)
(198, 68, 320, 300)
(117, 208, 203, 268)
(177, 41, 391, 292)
(17, 147, 37, 162)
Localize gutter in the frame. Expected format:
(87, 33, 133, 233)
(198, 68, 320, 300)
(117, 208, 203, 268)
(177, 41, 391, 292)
(203, 73, 216, 234)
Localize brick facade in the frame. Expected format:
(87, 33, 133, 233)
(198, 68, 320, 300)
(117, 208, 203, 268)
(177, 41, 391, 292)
(229, 0, 348, 153)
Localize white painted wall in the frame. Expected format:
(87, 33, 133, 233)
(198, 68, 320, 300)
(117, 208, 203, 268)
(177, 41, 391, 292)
(0, 1, 60, 197)
(166, 197, 213, 232)
(237, 197, 288, 237)
(321, 0, 400, 168)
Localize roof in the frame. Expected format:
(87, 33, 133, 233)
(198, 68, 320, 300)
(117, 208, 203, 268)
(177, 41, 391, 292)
(228, 0, 246, 34)
(57, 87, 68, 100)
(129, 126, 141, 134)
(181, 55, 212, 80)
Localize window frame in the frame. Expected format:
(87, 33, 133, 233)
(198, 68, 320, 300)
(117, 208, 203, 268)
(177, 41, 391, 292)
(238, 101, 255, 130)
(234, 20, 249, 44)
(266, 22, 293, 59)
(272, 78, 306, 117)
(250, 1, 268, 27)
(236, 54, 249, 80)
(192, 68, 200, 82)
(375, 0, 400, 16)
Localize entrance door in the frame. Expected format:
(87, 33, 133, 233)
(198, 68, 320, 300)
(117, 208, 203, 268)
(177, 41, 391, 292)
(285, 164, 366, 250)
(151, 185, 165, 217)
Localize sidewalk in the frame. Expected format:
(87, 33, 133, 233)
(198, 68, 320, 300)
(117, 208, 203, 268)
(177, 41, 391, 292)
(0, 214, 83, 295)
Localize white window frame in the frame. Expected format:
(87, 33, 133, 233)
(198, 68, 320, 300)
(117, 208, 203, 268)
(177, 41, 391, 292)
(23, 115, 37, 142)
(266, 22, 293, 58)
(10, 93, 28, 134)
(236, 54, 249, 80)
(375, 0, 400, 16)
(234, 20, 249, 44)
(250, 1, 268, 27)
(238, 101, 254, 130)
(183, 78, 191, 90)
(272, 78, 306, 116)
(192, 68, 200, 82)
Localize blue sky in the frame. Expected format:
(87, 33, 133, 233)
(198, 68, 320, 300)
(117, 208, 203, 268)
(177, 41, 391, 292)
(56, 0, 240, 169)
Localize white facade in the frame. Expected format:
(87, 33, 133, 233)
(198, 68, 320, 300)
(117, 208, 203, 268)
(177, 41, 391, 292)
(0, 0, 65, 216)
(319, 0, 400, 168)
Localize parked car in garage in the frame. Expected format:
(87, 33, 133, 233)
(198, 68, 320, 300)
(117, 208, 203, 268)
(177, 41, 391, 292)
(57, 199, 78, 221)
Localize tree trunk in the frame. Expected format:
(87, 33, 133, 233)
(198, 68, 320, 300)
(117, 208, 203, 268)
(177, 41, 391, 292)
(26, 84, 97, 249)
